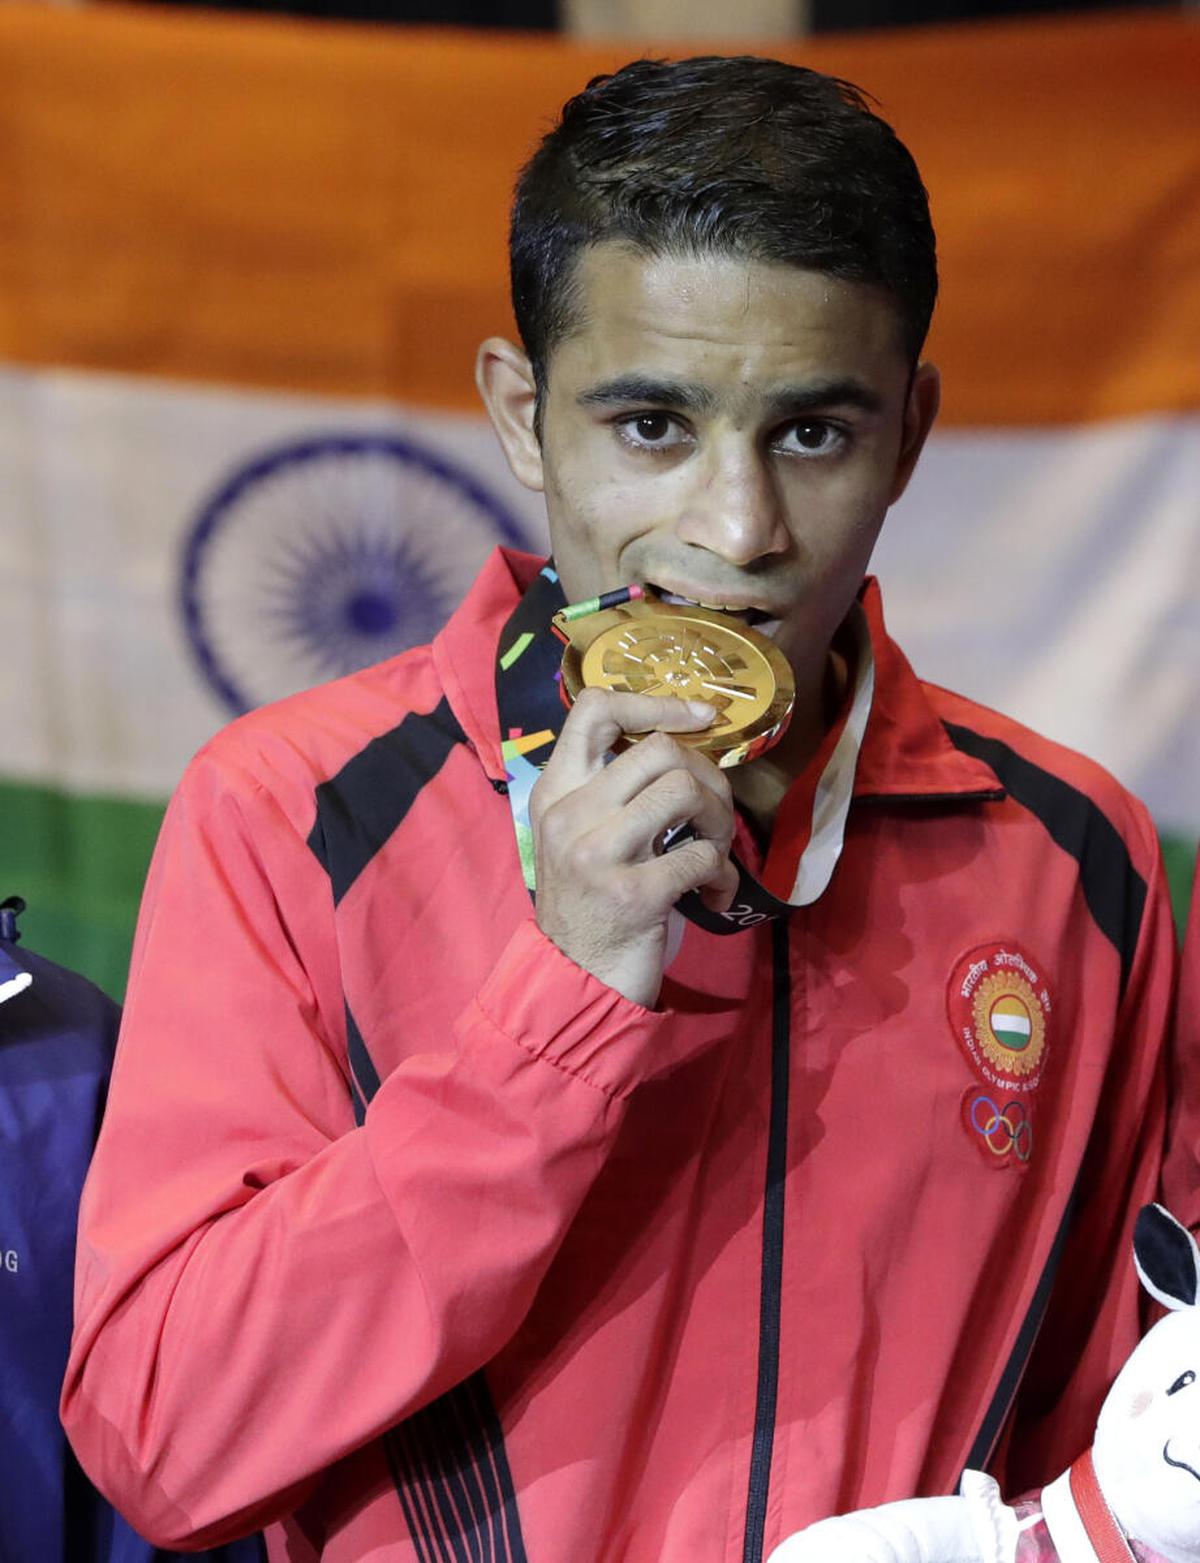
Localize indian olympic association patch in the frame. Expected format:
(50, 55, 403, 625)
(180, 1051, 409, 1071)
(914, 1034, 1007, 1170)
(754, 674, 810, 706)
(948, 944, 1051, 1170)
(948, 942, 1052, 1092)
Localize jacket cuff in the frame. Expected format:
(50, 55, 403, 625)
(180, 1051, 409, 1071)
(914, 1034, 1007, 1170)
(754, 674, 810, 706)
(471, 917, 667, 1100)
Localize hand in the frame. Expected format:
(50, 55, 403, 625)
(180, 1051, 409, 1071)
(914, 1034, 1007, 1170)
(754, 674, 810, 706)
(530, 688, 739, 1008)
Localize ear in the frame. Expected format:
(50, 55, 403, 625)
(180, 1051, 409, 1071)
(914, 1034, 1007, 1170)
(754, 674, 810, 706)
(475, 336, 545, 493)
(887, 360, 940, 506)
(1134, 1204, 1200, 1311)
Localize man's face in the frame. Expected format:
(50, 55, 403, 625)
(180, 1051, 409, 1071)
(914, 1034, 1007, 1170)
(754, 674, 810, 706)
(493, 242, 937, 687)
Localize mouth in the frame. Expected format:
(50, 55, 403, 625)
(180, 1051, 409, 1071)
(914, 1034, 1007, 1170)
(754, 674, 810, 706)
(1164, 1441, 1200, 1484)
(647, 584, 780, 630)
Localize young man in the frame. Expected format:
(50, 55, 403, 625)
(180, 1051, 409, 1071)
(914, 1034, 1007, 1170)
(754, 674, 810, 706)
(63, 57, 1181, 1561)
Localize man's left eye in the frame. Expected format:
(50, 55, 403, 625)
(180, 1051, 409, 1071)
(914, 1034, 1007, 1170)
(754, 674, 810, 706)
(617, 413, 685, 449)
(775, 421, 844, 456)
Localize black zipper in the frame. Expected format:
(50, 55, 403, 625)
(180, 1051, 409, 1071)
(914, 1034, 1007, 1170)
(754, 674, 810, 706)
(742, 916, 793, 1563)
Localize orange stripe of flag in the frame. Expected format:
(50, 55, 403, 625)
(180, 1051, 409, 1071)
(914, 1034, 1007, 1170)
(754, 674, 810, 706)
(0, 5, 1196, 426)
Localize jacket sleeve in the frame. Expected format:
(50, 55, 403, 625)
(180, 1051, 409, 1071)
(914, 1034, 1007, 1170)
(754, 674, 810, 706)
(998, 822, 1181, 1495)
(61, 746, 664, 1547)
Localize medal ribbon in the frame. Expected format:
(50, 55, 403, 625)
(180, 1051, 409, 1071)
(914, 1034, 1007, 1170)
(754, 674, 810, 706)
(494, 563, 874, 934)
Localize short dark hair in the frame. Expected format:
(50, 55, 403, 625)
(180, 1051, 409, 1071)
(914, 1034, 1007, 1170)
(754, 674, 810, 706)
(510, 56, 937, 397)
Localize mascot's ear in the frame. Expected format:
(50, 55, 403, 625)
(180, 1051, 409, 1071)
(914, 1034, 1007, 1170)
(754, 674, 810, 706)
(1134, 1204, 1200, 1311)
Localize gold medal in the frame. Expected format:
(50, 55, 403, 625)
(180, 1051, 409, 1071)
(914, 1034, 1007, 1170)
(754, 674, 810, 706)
(552, 587, 795, 768)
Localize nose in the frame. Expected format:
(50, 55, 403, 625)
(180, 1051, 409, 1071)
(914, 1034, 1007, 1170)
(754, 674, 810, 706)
(673, 436, 790, 567)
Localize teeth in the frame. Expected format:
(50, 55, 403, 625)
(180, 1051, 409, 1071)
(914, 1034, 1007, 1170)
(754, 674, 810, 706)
(661, 591, 737, 612)
(654, 587, 771, 623)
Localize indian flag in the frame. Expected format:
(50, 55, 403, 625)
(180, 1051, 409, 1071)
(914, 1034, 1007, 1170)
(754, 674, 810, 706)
(1, 4, 1196, 997)
(989, 997, 1033, 1054)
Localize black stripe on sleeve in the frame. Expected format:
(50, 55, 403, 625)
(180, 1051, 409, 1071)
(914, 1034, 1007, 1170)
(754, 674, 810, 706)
(386, 1372, 528, 1562)
(468, 1371, 529, 1563)
(344, 1002, 379, 1126)
(426, 1394, 492, 1563)
(387, 1428, 441, 1563)
(943, 722, 1147, 996)
(422, 1409, 484, 1563)
(395, 1417, 460, 1563)
(307, 697, 467, 905)
(451, 1380, 508, 1563)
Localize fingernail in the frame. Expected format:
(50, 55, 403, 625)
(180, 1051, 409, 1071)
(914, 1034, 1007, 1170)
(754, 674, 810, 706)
(686, 701, 715, 719)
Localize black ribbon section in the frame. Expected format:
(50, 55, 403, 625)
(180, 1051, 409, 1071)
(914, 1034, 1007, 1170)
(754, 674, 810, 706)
(494, 566, 793, 934)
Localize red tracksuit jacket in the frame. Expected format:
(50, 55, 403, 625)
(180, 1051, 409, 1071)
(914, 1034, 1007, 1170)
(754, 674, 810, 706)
(63, 550, 1182, 1561)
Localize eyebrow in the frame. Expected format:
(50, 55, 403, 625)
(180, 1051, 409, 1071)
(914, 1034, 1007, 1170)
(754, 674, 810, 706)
(577, 375, 716, 413)
(764, 378, 885, 418)
(576, 374, 884, 418)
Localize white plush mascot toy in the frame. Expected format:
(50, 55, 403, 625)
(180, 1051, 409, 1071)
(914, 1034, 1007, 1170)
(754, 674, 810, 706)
(769, 1204, 1200, 1563)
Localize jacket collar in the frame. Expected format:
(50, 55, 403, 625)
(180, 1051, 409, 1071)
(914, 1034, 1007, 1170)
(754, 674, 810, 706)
(852, 577, 1004, 801)
(433, 549, 1004, 805)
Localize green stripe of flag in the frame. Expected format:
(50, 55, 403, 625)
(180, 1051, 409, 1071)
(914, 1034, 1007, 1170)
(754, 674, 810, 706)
(1162, 831, 1197, 943)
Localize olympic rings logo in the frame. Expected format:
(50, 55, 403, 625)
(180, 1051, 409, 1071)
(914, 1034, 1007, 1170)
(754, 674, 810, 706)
(966, 1092, 1033, 1163)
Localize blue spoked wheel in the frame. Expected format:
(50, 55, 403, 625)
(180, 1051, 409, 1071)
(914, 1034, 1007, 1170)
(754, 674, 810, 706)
(181, 433, 527, 715)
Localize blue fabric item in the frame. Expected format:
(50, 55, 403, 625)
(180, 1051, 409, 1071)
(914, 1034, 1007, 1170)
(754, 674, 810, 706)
(0, 936, 265, 1563)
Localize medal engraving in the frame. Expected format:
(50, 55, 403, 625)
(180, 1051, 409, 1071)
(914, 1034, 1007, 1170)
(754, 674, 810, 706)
(553, 591, 795, 768)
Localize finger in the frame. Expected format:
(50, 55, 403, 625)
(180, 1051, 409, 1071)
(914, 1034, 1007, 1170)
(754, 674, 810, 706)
(570, 727, 733, 817)
(624, 835, 738, 909)
(588, 766, 734, 866)
(547, 687, 715, 784)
